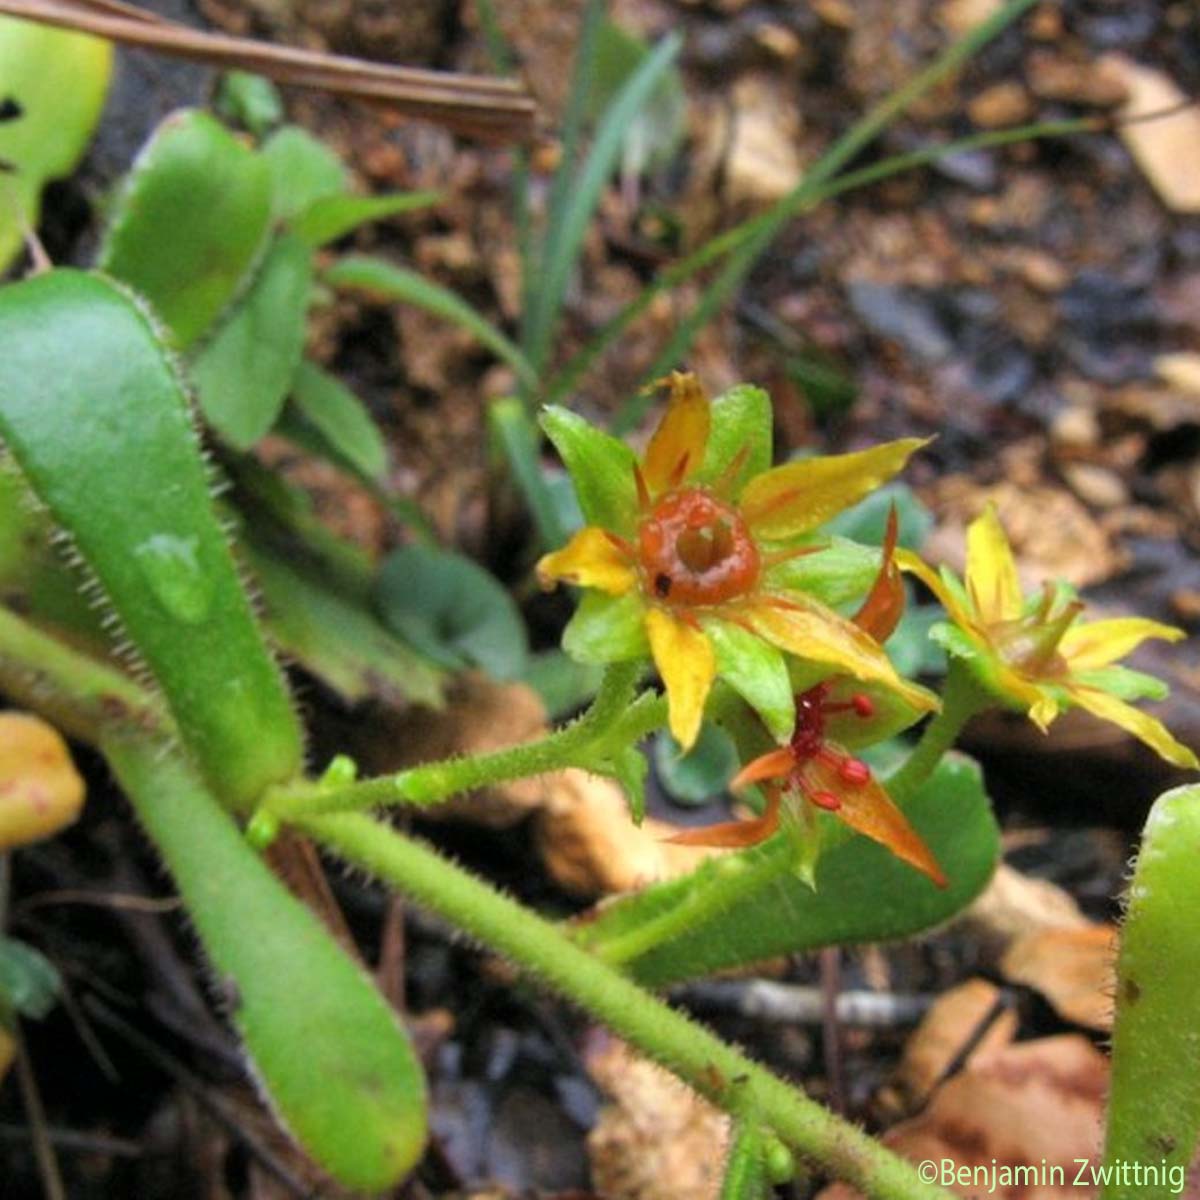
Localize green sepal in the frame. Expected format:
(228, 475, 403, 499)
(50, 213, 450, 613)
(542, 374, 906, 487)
(762, 536, 880, 607)
(703, 617, 793, 743)
(260, 124, 347, 219)
(695, 384, 772, 495)
(97, 109, 272, 349)
(1072, 666, 1169, 703)
(0, 18, 112, 271)
(573, 753, 998, 986)
(0, 269, 303, 810)
(107, 734, 427, 1192)
(562, 591, 648, 664)
(192, 234, 314, 450)
(540, 405, 638, 535)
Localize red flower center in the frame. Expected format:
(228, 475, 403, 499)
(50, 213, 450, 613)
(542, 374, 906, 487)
(638, 488, 760, 607)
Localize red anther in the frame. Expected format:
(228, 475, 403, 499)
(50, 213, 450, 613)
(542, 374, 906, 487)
(810, 790, 842, 811)
(851, 693, 875, 719)
(838, 757, 871, 786)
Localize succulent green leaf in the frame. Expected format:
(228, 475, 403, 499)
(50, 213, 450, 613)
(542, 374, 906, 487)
(106, 734, 427, 1191)
(1102, 784, 1200, 1200)
(763, 536, 880, 607)
(290, 361, 387, 481)
(261, 124, 347, 219)
(0, 270, 302, 809)
(192, 234, 314, 450)
(703, 617, 793, 743)
(654, 722, 739, 806)
(376, 545, 528, 680)
(291, 191, 441, 248)
(562, 591, 648, 664)
(97, 109, 272, 348)
(574, 753, 998, 986)
(0, 937, 61, 1021)
(540, 405, 638, 534)
(0, 18, 111, 271)
(696, 384, 772, 495)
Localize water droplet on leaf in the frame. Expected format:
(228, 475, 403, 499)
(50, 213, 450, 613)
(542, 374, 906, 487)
(134, 533, 212, 623)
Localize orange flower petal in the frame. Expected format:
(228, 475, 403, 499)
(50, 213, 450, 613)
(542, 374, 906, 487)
(799, 754, 946, 886)
(664, 786, 782, 848)
(730, 747, 795, 791)
(742, 593, 938, 715)
(1059, 617, 1186, 672)
(965, 504, 1023, 625)
(1066, 685, 1199, 770)
(851, 503, 905, 641)
(645, 606, 716, 751)
(739, 438, 929, 540)
(536, 528, 637, 595)
(642, 372, 711, 496)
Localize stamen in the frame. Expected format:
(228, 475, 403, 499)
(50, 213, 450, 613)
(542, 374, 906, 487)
(838, 758, 871, 786)
(852, 693, 874, 718)
(810, 790, 842, 812)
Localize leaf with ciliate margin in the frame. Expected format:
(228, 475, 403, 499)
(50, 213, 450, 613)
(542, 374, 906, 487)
(572, 753, 999, 986)
(0, 269, 302, 811)
(98, 109, 272, 349)
(260, 124, 347, 219)
(541, 405, 639, 534)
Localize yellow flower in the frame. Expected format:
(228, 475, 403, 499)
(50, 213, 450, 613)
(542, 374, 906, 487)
(899, 505, 1197, 769)
(537, 373, 935, 750)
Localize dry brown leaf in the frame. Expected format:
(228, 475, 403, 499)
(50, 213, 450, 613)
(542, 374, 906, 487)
(0, 711, 85, 850)
(536, 768, 718, 896)
(1105, 55, 1200, 213)
(965, 863, 1092, 948)
(895, 978, 1018, 1104)
(1000, 926, 1118, 1032)
(822, 1036, 1108, 1199)
(586, 1035, 729, 1200)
